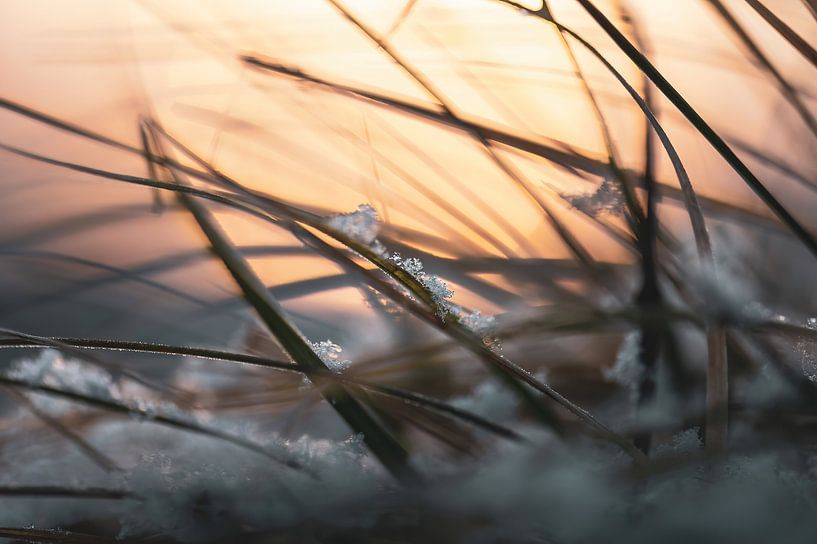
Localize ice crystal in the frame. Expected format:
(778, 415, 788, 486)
(450, 305, 499, 346)
(565, 178, 623, 217)
(6, 349, 121, 402)
(325, 206, 455, 314)
(390, 252, 453, 311)
(459, 310, 497, 337)
(309, 340, 351, 372)
(604, 332, 642, 403)
(669, 428, 702, 454)
(325, 204, 387, 257)
(797, 318, 817, 384)
(801, 343, 817, 384)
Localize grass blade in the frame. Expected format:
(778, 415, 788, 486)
(143, 122, 419, 485)
(564, 0, 817, 261)
(0, 335, 521, 442)
(745, 0, 817, 68)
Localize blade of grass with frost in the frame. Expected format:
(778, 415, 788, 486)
(0, 337, 520, 441)
(291, 223, 569, 433)
(562, 0, 817, 261)
(144, 127, 419, 485)
(291, 224, 651, 461)
(500, 2, 727, 452)
(705, 0, 817, 139)
(3, 386, 121, 472)
(745, 0, 817, 68)
(7, 109, 632, 456)
(0, 327, 190, 405)
(539, 0, 644, 231)
(0, 374, 306, 473)
(381, 240, 585, 306)
(621, 0, 722, 452)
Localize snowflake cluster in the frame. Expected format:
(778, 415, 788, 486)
(325, 204, 498, 344)
(7, 349, 122, 402)
(309, 340, 351, 373)
(450, 305, 499, 346)
(325, 204, 387, 257)
(4, 349, 197, 423)
(604, 332, 642, 404)
(458, 310, 497, 337)
(390, 251, 453, 311)
(565, 178, 623, 217)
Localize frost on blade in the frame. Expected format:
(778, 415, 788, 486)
(4, 349, 198, 423)
(604, 332, 642, 403)
(564, 178, 623, 217)
(459, 310, 497, 338)
(309, 340, 351, 373)
(451, 305, 499, 346)
(325, 204, 387, 257)
(6, 349, 122, 402)
(390, 252, 453, 313)
(800, 318, 817, 383)
(325, 205, 456, 316)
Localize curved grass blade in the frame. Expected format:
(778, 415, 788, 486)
(0, 336, 521, 442)
(561, 0, 817, 261)
(143, 123, 419, 485)
(143, 126, 648, 459)
(705, 0, 817, 138)
(0, 374, 305, 473)
(1, 100, 640, 459)
(745, 0, 817, 68)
